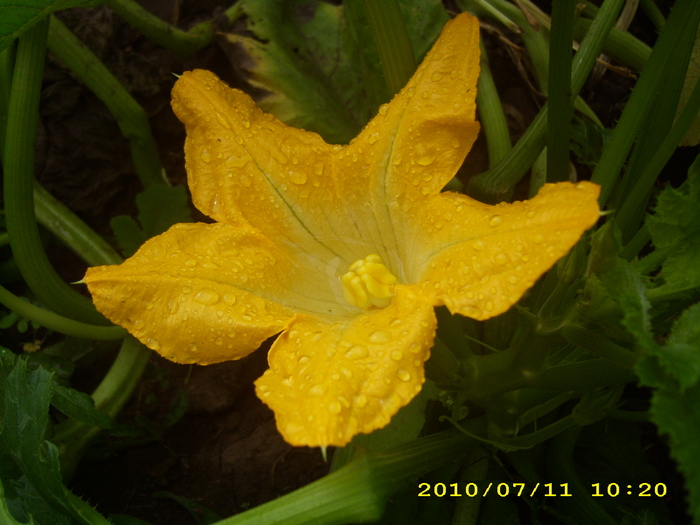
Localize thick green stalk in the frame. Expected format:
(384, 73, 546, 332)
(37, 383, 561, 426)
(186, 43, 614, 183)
(106, 0, 213, 56)
(615, 72, 700, 238)
(560, 325, 637, 368)
(361, 0, 416, 96)
(591, 0, 700, 204)
(34, 182, 122, 266)
(214, 429, 475, 525)
(476, 39, 511, 167)
(4, 17, 106, 324)
(47, 16, 165, 188)
(547, 0, 576, 183)
(640, 0, 665, 30)
(0, 285, 125, 340)
(467, 0, 625, 202)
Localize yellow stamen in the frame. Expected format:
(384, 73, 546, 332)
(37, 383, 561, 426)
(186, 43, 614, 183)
(341, 254, 397, 309)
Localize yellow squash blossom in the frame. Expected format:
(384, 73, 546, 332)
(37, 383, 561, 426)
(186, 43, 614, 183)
(84, 13, 600, 447)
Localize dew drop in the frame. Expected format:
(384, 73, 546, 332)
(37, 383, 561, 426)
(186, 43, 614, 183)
(298, 355, 310, 365)
(185, 258, 197, 267)
(355, 394, 368, 408)
(243, 120, 251, 128)
(485, 301, 495, 311)
(489, 215, 503, 227)
(194, 289, 220, 305)
(495, 253, 509, 265)
(328, 400, 342, 414)
(390, 350, 403, 361)
(308, 384, 326, 397)
(314, 163, 324, 175)
(146, 338, 161, 350)
(182, 286, 192, 294)
(417, 153, 436, 166)
(369, 330, 391, 344)
(345, 345, 369, 359)
(431, 71, 444, 82)
(508, 275, 519, 285)
(133, 319, 145, 329)
(392, 154, 403, 166)
(378, 104, 389, 115)
(290, 171, 308, 185)
(397, 369, 411, 382)
(534, 234, 544, 244)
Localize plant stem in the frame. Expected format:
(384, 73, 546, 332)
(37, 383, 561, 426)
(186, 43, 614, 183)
(34, 182, 123, 266)
(106, 0, 212, 56)
(3, 17, 106, 324)
(0, 285, 125, 340)
(591, 0, 700, 205)
(467, 0, 625, 202)
(47, 16, 165, 188)
(476, 39, 511, 167)
(547, 0, 576, 183)
(361, 0, 416, 96)
(214, 429, 476, 525)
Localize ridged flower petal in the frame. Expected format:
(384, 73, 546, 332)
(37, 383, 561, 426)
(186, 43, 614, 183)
(84, 222, 299, 364)
(255, 286, 435, 447)
(415, 182, 601, 319)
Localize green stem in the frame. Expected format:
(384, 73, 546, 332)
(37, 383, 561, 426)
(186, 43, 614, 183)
(47, 16, 165, 188)
(361, 0, 416, 96)
(0, 285, 125, 340)
(560, 325, 637, 369)
(591, 0, 700, 205)
(214, 429, 476, 525)
(615, 74, 700, 237)
(546, 426, 618, 524)
(547, 0, 576, 183)
(3, 17, 106, 324)
(34, 182, 122, 266)
(620, 224, 650, 261)
(640, 0, 665, 31)
(106, 0, 212, 56)
(476, 38, 511, 167)
(467, 0, 625, 202)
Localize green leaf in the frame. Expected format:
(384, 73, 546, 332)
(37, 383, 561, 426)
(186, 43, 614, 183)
(110, 184, 192, 257)
(646, 155, 700, 298)
(0, 0, 103, 52)
(0, 478, 35, 525)
(153, 491, 221, 525)
(220, 0, 448, 144)
(0, 358, 82, 523)
(50, 383, 115, 430)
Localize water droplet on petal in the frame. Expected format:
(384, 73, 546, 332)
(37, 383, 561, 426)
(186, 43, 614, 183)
(534, 234, 544, 243)
(390, 350, 403, 361)
(185, 258, 197, 267)
(417, 153, 436, 166)
(182, 286, 192, 294)
(290, 171, 307, 185)
(397, 369, 411, 382)
(355, 394, 368, 408)
(242, 120, 250, 128)
(345, 345, 369, 359)
(200, 150, 211, 163)
(369, 330, 391, 344)
(133, 320, 145, 329)
(147, 338, 160, 350)
(495, 253, 509, 265)
(194, 289, 220, 305)
(489, 215, 503, 227)
(308, 384, 326, 397)
(431, 71, 444, 82)
(378, 104, 389, 115)
(328, 400, 342, 414)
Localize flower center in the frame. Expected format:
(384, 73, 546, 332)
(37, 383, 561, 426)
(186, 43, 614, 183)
(340, 254, 397, 309)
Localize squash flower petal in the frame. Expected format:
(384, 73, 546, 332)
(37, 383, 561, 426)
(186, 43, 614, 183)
(83, 13, 601, 448)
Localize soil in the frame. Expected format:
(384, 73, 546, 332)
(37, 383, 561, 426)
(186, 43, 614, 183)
(10, 0, 690, 523)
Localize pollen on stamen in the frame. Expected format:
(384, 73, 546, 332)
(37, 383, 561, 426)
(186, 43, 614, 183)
(340, 254, 397, 309)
